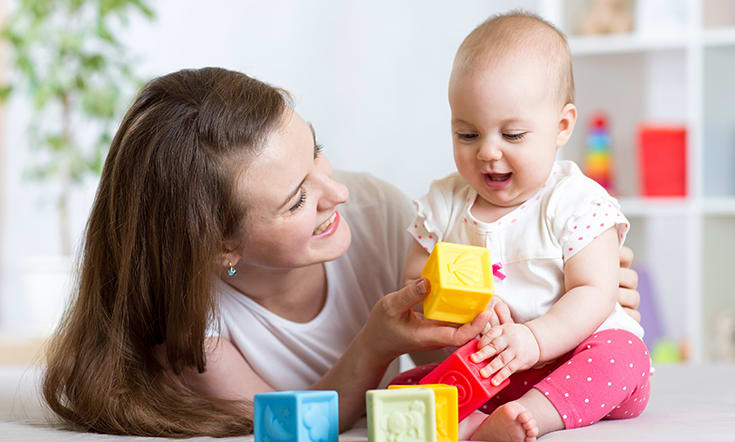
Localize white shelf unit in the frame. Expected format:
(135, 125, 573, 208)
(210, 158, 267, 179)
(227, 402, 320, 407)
(537, 0, 735, 363)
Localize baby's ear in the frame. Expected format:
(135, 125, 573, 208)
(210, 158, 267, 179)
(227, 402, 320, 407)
(556, 103, 577, 148)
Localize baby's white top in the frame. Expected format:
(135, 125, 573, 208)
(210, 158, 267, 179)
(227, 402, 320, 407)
(410, 160, 643, 339)
(209, 171, 414, 390)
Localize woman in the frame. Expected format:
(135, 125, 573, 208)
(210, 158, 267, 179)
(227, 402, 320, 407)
(43, 68, 641, 437)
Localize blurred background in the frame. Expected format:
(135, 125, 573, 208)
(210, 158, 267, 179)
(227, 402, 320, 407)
(0, 0, 733, 365)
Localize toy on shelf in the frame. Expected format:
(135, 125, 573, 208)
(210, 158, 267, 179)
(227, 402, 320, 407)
(638, 125, 687, 197)
(579, 0, 634, 36)
(421, 242, 495, 324)
(711, 310, 735, 362)
(584, 113, 615, 193)
(366, 388, 437, 442)
(254, 390, 338, 442)
(419, 339, 509, 421)
(388, 384, 459, 442)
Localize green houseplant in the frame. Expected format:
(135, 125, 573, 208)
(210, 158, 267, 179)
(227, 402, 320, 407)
(1, 0, 154, 255)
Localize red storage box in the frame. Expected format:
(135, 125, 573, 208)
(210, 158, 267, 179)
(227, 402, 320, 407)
(637, 125, 687, 197)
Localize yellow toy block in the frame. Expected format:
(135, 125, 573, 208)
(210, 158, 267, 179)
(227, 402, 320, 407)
(388, 384, 458, 442)
(421, 242, 494, 324)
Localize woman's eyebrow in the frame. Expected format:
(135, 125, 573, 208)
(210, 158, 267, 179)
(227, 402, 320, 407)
(280, 123, 318, 209)
(308, 122, 317, 146)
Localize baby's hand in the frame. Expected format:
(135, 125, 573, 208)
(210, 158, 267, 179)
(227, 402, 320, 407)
(484, 296, 513, 329)
(470, 323, 540, 386)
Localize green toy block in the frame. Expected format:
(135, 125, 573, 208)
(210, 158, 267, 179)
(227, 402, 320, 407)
(366, 388, 437, 442)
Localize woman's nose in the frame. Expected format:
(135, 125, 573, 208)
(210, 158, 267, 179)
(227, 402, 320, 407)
(316, 161, 349, 211)
(477, 141, 502, 161)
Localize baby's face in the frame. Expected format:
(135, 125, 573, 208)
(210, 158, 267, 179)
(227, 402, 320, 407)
(449, 53, 574, 209)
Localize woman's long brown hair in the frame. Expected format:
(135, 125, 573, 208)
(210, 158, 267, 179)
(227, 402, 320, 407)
(42, 67, 289, 437)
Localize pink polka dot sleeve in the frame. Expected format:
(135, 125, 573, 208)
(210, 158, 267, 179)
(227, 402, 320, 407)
(407, 176, 459, 253)
(560, 199, 629, 261)
(548, 176, 630, 262)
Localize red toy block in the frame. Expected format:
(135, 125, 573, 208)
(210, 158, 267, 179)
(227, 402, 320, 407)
(638, 125, 687, 197)
(419, 339, 510, 421)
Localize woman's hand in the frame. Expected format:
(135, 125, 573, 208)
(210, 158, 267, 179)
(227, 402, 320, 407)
(618, 246, 641, 322)
(360, 279, 490, 362)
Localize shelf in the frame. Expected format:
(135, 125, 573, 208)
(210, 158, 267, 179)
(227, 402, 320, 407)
(618, 197, 690, 216)
(702, 197, 735, 214)
(617, 197, 735, 216)
(703, 28, 735, 47)
(569, 33, 688, 56)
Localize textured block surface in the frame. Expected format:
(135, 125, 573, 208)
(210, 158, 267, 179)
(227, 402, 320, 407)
(421, 242, 494, 324)
(254, 390, 338, 442)
(366, 388, 437, 442)
(420, 339, 509, 421)
(388, 384, 458, 442)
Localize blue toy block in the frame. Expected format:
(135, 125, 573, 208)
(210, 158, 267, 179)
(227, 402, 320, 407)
(254, 390, 338, 442)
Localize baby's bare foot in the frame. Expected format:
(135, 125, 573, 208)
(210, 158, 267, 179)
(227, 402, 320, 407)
(470, 401, 539, 442)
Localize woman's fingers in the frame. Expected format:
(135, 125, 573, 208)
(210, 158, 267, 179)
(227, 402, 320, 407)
(622, 307, 642, 323)
(618, 286, 641, 310)
(382, 278, 430, 316)
(447, 309, 491, 346)
(620, 245, 634, 269)
(619, 267, 639, 290)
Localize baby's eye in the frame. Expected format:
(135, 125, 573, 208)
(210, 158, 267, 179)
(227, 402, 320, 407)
(503, 132, 526, 141)
(456, 132, 478, 140)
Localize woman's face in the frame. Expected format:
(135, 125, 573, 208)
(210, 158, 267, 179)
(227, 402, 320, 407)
(229, 111, 351, 270)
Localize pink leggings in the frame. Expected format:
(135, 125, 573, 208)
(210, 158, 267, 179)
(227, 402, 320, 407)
(390, 329, 650, 429)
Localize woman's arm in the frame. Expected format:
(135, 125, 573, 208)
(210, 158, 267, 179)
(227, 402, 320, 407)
(185, 279, 490, 432)
(182, 338, 274, 402)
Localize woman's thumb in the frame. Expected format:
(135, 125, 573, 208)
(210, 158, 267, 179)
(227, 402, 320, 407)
(390, 278, 431, 313)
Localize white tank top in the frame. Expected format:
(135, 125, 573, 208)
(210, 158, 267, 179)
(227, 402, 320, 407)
(209, 171, 414, 390)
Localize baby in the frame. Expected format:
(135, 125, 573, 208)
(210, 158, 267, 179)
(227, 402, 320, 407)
(397, 11, 649, 442)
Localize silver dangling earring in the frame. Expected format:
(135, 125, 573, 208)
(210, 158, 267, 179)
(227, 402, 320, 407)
(227, 262, 237, 277)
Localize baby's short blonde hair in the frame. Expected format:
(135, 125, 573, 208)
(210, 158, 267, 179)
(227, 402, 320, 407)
(453, 10, 575, 106)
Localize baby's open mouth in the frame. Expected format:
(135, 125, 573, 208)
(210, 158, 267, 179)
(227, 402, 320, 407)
(313, 212, 337, 235)
(486, 172, 512, 182)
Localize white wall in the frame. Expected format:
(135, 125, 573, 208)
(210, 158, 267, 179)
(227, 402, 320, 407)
(1, 0, 538, 335)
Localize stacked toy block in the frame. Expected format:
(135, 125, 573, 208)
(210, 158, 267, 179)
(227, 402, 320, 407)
(387, 384, 458, 442)
(421, 242, 495, 324)
(254, 390, 338, 442)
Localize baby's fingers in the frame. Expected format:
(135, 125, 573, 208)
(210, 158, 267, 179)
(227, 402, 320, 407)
(470, 341, 498, 363)
(477, 326, 502, 347)
(490, 356, 524, 386)
(480, 348, 514, 379)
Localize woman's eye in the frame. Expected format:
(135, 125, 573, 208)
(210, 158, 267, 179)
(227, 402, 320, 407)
(314, 143, 324, 159)
(503, 132, 526, 141)
(289, 188, 307, 212)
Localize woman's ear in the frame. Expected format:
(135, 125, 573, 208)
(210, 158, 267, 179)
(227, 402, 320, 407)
(220, 239, 241, 269)
(556, 103, 577, 148)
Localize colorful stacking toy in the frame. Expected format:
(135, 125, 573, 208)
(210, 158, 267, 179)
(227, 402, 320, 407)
(585, 112, 614, 193)
(421, 242, 495, 324)
(254, 391, 338, 442)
